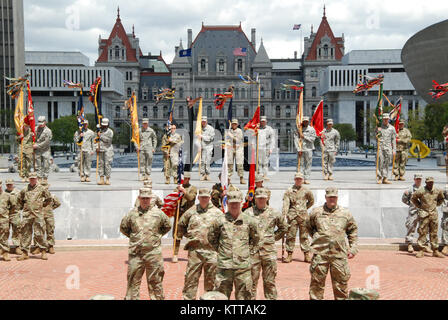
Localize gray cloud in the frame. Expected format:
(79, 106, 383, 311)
(24, 0, 446, 65)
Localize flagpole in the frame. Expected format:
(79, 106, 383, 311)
(256, 82, 261, 174)
(321, 142, 325, 179)
(20, 140, 23, 176)
(172, 198, 181, 257)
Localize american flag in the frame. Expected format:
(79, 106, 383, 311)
(233, 47, 247, 56)
(293, 24, 302, 30)
(161, 192, 182, 217)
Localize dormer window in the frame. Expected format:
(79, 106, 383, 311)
(115, 46, 120, 59)
(219, 59, 225, 72)
(201, 59, 206, 71)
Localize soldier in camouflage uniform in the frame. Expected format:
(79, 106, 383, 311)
(135, 118, 157, 180)
(34, 116, 53, 181)
(258, 116, 275, 180)
(226, 119, 246, 184)
(161, 124, 172, 184)
(4, 179, 21, 254)
(16, 173, 52, 261)
(74, 120, 95, 182)
(402, 174, 430, 253)
(177, 188, 222, 300)
(244, 174, 271, 211)
(295, 116, 316, 184)
(0, 180, 15, 261)
(172, 172, 198, 263)
(164, 124, 184, 184)
(376, 114, 396, 184)
(17, 123, 34, 181)
(411, 177, 445, 258)
(96, 118, 114, 185)
(282, 173, 315, 263)
(39, 180, 61, 254)
(245, 188, 287, 300)
(441, 193, 448, 256)
(199, 116, 215, 181)
(393, 120, 412, 181)
(307, 187, 358, 300)
(120, 188, 171, 300)
(211, 173, 240, 210)
(321, 119, 340, 181)
(208, 190, 260, 300)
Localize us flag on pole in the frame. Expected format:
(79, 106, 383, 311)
(293, 24, 302, 30)
(161, 192, 182, 217)
(233, 47, 247, 56)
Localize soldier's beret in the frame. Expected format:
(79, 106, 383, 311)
(349, 288, 379, 300)
(198, 188, 211, 197)
(255, 188, 269, 198)
(227, 191, 243, 203)
(325, 187, 338, 197)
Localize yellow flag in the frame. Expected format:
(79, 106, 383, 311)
(129, 93, 140, 147)
(14, 89, 25, 135)
(296, 90, 303, 130)
(195, 97, 203, 136)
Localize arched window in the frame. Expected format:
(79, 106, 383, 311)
(115, 106, 121, 118)
(153, 106, 158, 119)
(127, 88, 132, 98)
(286, 106, 291, 118)
(218, 59, 225, 72)
(276, 106, 281, 118)
(205, 88, 209, 99)
(237, 59, 243, 72)
(143, 106, 148, 118)
(179, 87, 184, 99)
(178, 106, 184, 118)
(323, 45, 329, 57)
(115, 46, 120, 58)
(201, 59, 206, 71)
(312, 87, 317, 97)
(207, 106, 213, 118)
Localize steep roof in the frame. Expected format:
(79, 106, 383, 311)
(253, 40, 272, 68)
(305, 13, 344, 61)
(97, 9, 139, 63)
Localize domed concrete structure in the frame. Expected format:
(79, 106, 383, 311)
(402, 19, 448, 104)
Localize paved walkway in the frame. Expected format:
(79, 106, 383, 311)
(0, 247, 447, 300)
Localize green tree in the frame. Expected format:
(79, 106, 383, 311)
(112, 122, 131, 147)
(48, 115, 79, 147)
(422, 102, 448, 145)
(333, 123, 357, 150)
(408, 109, 426, 142)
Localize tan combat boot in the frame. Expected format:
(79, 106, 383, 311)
(377, 178, 382, 184)
(172, 255, 178, 263)
(382, 178, 391, 184)
(41, 250, 48, 260)
(264, 175, 270, 181)
(17, 251, 29, 261)
(394, 176, 399, 181)
(304, 252, 312, 263)
(240, 177, 247, 185)
(85, 177, 91, 182)
(98, 177, 105, 185)
(284, 252, 293, 263)
(415, 250, 424, 258)
(424, 246, 433, 253)
(304, 180, 310, 185)
(442, 246, 448, 256)
(206, 175, 211, 181)
(200, 175, 205, 181)
(81, 176, 86, 182)
(105, 178, 111, 185)
(399, 176, 405, 181)
(328, 175, 334, 181)
(407, 244, 414, 253)
(31, 247, 41, 255)
(48, 246, 55, 254)
(165, 177, 170, 184)
(433, 250, 445, 258)
(2, 251, 11, 262)
(324, 174, 329, 181)
(15, 247, 23, 255)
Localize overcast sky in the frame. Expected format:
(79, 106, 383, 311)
(24, 0, 447, 66)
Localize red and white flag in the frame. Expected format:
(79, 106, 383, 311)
(233, 47, 247, 56)
(161, 192, 182, 217)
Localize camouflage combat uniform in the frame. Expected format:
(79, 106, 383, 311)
(200, 124, 215, 178)
(177, 203, 222, 300)
(208, 208, 260, 300)
(41, 188, 61, 250)
(17, 183, 52, 253)
(136, 126, 157, 177)
(211, 183, 240, 210)
(35, 125, 53, 179)
(376, 123, 396, 181)
(0, 190, 16, 255)
(161, 133, 171, 180)
(402, 184, 424, 245)
(17, 129, 34, 178)
(74, 128, 95, 179)
(97, 127, 114, 179)
(226, 127, 244, 179)
(282, 185, 315, 255)
(5, 187, 20, 248)
(257, 124, 275, 178)
(393, 126, 412, 179)
(166, 132, 184, 179)
(441, 192, 448, 252)
(321, 127, 340, 178)
(295, 125, 317, 181)
(411, 185, 445, 252)
(307, 204, 358, 300)
(245, 202, 287, 300)
(120, 205, 171, 300)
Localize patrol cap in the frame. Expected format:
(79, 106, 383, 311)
(142, 118, 149, 124)
(255, 188, 269, 198)
(382, 113, 390, 120)
(325, 187, 338, 197)
(255, 174, 264, 183)
(201, 116, 208, 121)
(294, 172, 304, 179)
(349, 288, 379, 300)
(101, 118, 109, 126)
(414, 174, 423, 179)
(227, 191, 243, 203)
(231, 119, 238, 124)
(302, 116, 310, 122)
(198, 188, 211, 197)
(139, 188, 152, 198)
(200, 291, 228, 300)
(399, 119, 405, 124)
(326, 119, 334, 124)
(5, 179, 14, 185)
(426, 177, 435, 183)
(38, 116, 46, 124)
(183, 172, 191, 179)
(260, 116, 267, 122)
(29, 173, 38, 179)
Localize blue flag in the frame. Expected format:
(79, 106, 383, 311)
(177, 147, 184, 184)
(179, 48, 192, 57)
(227, 98, 233, 129)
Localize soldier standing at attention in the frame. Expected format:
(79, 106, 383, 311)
(4, 179, 21, 255)
(257, 116, 275, 181)
(172, 172, 198, 263)
(39, 180, 61, 255)
(208, 191, 259, 300)
(376, 114, 396, 184)
(307, 187, 358, 300)
(0, 180, 16, 262)
(120, 188, 171, 300)
(226, 119, 246, 184)
(177, 188, 222, 300)
(244, 174, 271, 211)
(295, 116, 316, 185)
(321, 119, 340, 181)
(74, 120, 95, 182)
(161, 124, 172, 184)
(135, 118, 157, 180)
(134, 178, 164, 209)
(34, 116, 53, 182)
(16, 173, 52, 261)
(393, 119, 412, 181)
(245, 188, 287, 300)
(165, 124, 184, 185)
(411, 177, 446, 258)
(282, 173, 315, 263)
(96, 118, 114, 186)
(211, 173, 240, 211)
(199, 116, 215, 181)
(17, 123, 34, 182)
